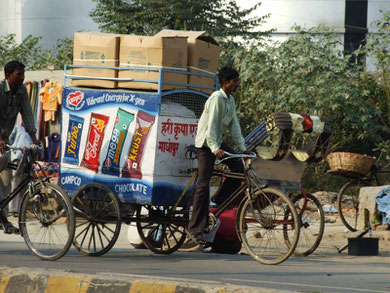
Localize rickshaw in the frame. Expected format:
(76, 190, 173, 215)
(60, 65, 331, 263)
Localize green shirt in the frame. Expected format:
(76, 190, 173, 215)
(195, 89, 245, 153)
(0, 79, 36, 140)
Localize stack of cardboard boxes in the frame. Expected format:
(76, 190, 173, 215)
(72, 32, 120, 89)
(72, 30, 220, 93)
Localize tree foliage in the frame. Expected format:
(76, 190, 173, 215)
(0, 34, 48, 70)
(229, 26, 386, 156)
(0, 34, 73, 70)
(356, 10, 390, 151)
(90, 0, 270, 42)
(51, 37, 74, 70)
(219, 25, 389, 191)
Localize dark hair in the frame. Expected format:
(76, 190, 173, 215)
(218, 66, 239, 86)
(4, 60, 25, 76)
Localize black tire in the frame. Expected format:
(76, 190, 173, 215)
(337, 179, 367, 232)
(291, 193, 325, 256)
(237, 188, 300, 265)
(136, 205, 188, 254)
(19, 182, 75, 261)
(72, 183, 121, 256)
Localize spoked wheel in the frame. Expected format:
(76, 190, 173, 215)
(238, 188, 300, 265)
(19, 182, 75, 261)
(210, 166, 225, 202)
(291, 193, 325, 256)
(136, 205, 189, 254)
(337, 179, 366, 232)
(72, 183, 121, 256)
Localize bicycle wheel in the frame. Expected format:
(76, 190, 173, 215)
(237, 188, 300, 265)
(19, 182, 75, 261)
(291, 193, 325, 256)
(72, 183, 121, 256)
(210, 166, 225, 202)
(337, 179, 367, 232)
(136, 205, 188, 254)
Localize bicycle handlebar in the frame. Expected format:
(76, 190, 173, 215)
(224, 151, 257, 158)
(7, 144, 43, 152)
(6, 144, 43, 175)
(216, 151, 257, 164)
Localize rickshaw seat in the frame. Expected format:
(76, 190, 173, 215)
(289, 115, 333, 163)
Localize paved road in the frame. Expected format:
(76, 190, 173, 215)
(1, 223, 389, 293)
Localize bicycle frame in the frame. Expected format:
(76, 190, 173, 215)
(0, 160, 50, 214)
(172, 156, 297, 229)
(371, 165, 390, 185)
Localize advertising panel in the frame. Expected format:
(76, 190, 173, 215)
(59, 88, 201, 206)
(60, 87, 160, 204)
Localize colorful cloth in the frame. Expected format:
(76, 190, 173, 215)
(375, 186, 390, 225)
(44, 132, 61, 162)
(9, 125, 33, 161)
(39, 80, 62, 122)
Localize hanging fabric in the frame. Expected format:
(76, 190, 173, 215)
(39, 80, 62, 122)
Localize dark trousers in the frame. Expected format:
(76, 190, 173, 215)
(187, 143, 243, 233)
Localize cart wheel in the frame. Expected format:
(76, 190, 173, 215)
(72, 183, 121, 256)
(291, 193, 325, 256)
(136, 205, 188, 254)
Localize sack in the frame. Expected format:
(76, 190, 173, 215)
(209, 207, 241, 254)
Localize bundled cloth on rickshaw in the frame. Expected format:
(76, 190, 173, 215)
(253, 112, 333, 163)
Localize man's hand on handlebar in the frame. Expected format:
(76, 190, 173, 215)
(213, 149, 224, 159)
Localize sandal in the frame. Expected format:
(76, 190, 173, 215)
(2, 222, 20, 235)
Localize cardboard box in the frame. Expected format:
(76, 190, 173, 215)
(155, 30, 220, 94)
(118, 35, 187, 91)
(72, 32, 120, 88)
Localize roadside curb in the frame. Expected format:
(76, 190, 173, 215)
(0, 266, 292, 293)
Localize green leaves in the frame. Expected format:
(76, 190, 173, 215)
(89, 0, 269, 42)
(0, 34, 73, 70)
(0, 34, 44, 70)
(228, 25, 388, 158)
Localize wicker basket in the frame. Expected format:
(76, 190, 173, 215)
(326, 152, 375, 175)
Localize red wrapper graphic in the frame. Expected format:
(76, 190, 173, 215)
(81, 113, 110, 172)
(122, 111, 155, 179)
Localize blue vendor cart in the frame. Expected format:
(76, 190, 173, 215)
(60, 65, 217, 256)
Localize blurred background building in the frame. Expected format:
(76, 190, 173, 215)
(237, 0, 390, 70)
(0, 0, 98, 50)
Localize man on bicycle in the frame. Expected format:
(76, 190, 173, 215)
(0, 60, 39, 234)
(187, 66, 246, 243)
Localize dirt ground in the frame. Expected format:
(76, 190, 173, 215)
(311, 191, 390, 259)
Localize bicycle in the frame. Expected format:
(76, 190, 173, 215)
(0, 145, 75, 261)
(331, 158, 390, 232)
(136, 148, 300, 265)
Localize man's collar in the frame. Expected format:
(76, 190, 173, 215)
(4, 79, 10, 92)
(219, 88, 229, 99)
